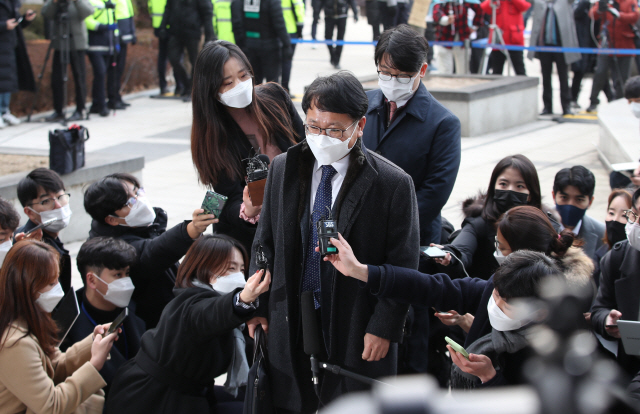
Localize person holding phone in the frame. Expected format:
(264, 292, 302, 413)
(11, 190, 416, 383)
(84, 173, 218, 328)
(190, 41, 304, 254)
(106, 235, 270, 413)
(0, 240, 118, 412)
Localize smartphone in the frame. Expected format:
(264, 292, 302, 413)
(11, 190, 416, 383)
(16, 16, 24, 24)
(107, 307, 128, 335)
(445, 336, 470, 360)
(25, 218, 57, 235)
(606, 324, 619, 328)
(201, 190, 228, 218)
(421, 246, 447, 258)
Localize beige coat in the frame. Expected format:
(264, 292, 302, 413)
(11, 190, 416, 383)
(0, 320, 107, 414)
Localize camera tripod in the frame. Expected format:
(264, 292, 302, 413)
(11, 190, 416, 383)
(480, 0, 514, 75)
(27, 0, 80, 125)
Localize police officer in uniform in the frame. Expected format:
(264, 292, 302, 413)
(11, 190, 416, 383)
(281, 0, 304, 92)
(231, 0, 292, 83)
(213, 0, 235, 42)
(109, 0, 135, 109)
(149, 0, 183, 95)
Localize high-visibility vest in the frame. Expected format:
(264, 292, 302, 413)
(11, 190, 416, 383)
(148, 0, 167, 28)
(213, 0, 235, 42)
(282, 0, 304, 34)
(114, 0, 134, 19)
(85, 0, 119, 53)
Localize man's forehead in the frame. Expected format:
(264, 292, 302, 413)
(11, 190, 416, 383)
(37, 188, 64, 199)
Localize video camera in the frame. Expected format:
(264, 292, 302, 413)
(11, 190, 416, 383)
(245, 152, 269, 206)
(598, 0, 617, 13)
(105, 0, 116, 9)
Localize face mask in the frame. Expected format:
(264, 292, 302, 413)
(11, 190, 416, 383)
(93, 274, 135, 308)
(0, 239, 11, 267)
(118, 196, 156, 227)
(631, 102, 640, 118)
(487, 294, 523, 332)
(626, 221, 640, 251)
(211, 271, 246, 294)
(36, 283, 64, 313)
(493, 190, 529, 213)
(31, 204, 72, 233)
(494, 248, 506, 265)
(606, 220, 627, 247)
(306, 121, 358, 166)
(378, 74, 419, 104)
(219, 78, 253, 109)
(555, 203, 587, 228)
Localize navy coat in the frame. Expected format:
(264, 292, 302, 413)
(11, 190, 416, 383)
(363, 83, 461, 245)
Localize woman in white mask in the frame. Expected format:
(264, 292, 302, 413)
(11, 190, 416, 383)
(319, 205, 594, 388)
(106, 235, 271, 413)
(0, 240, 118, 412)
(190, 41, 305, 255)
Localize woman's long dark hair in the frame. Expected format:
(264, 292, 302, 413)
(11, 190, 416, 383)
(482, 154, 542, 225)
(0, 240, 60, 359)
(191, 41, 298, 187)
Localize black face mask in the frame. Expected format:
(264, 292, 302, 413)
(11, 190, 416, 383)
(493, 189, 529, 213)
(606, 220, 627, 247)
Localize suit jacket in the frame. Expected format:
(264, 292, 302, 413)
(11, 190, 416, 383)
(528, 0, 581, 64)
(578, 214, 605, 263)
(363, 83, 461, 245)
(0, 321, 106, 413)
(250, 138, 419, 412)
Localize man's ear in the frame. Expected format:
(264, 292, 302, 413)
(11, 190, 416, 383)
(588, 196, 594, 209)
(104, 215, 121, 227)
(86, 272, 98, 290)
(419, 62, 428, 78)
(23, 206, 40, 223)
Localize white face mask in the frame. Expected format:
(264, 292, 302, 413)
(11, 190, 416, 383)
(219, 78, 253, 109)
(211, 271, 246, 294)
(378, 74, 419, 104)
(94, 274, 135, 308)
(487, 294, 523, 332)
(631, 102, 640, 119)
(0, 239, 11, 267)
(116, 196, 156, 227)
(493, 249, 506, 265)
(31, 204, 72, 233)
(626, 221, 640, 251)
(306, 120, 359, 166)
(36, 283, 64, 313)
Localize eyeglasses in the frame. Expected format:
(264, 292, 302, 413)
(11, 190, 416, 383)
(377, 70, 416, 84)
(28, 193, 71, 210)
(304, 120, 358, 140)
(623, 209, 638, 224)
(122, 188, 145, 210)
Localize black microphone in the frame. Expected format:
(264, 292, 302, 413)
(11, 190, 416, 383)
(257, 154, 270, 166)
(301, 291, 322, 394)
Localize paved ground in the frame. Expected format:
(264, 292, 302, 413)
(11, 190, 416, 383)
(0, 10, 626, 289)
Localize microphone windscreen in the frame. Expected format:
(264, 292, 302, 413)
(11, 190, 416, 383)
(301, 291, 323, 356)
(257, 154, 271, 166)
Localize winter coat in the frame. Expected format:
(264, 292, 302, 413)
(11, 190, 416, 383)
(249, 138, 419, 412)
(0, 0, 35, 93)
(213, 83, 304, 255)
(480, 0, 530, 45)
(105, 285, 256, 413)
(528, 0, 581, 64)
(0, 320, 106, 413)
(363, 82, 461, 246)
(591, 240, 640, 377)
(576, 214, 606, 263)
(88, 207, 196, 329)
(231, 0, 290, 49)
(589, 0, 639, 54)
(42, 0, 94, 50)
(161, 0, 215, 40)
(60, 288, 146, 396)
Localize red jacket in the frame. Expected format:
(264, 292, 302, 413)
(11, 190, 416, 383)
(433, 2, 484, 42)
(480, 0, 530, 45)
(589, 0, 639, 51)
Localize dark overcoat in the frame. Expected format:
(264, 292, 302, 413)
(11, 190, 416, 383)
(250, 138, 420, 412)
(576, 214, 605, 264)
(362, 83, 461, 246)
(0, 0, 35, 93)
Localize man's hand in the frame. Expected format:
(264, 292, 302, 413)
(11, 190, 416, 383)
(6, 18, 18, 30)
(187, 209, 218, 239)
(434, 310, 475, 333)
(25, 10, 36, 21)
(448, 345, 496, 383)
(430, 243, 452, 266)
(316, 233, 369, 282)
(15, 229, 43, 242)
(242, 186, 262, 218)
(247, 316, 269, 338)
(605, 309, 622, 338)
(362, 333, 390, 361)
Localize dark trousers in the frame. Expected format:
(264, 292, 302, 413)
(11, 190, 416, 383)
(281, 34, 298, 91)
(489, 50, 526, 75)
(311, 0, 321, 40)
(382, 2, 409, 28)
(539, 52, 571, 113)
(51, 49, 86, 114)
(572, 63, 613, 102)
(325, 17, 347, 65)
(245, 42, 282, 84)
(590, 55, 632, 105)
(424, 22, 435, 64)
(168, 35, 200, 94)
(107, 42, 127, 103)
(87, 52, 115, 111)
(157, 35, 169, 91)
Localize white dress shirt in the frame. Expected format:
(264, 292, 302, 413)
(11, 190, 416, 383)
(310, 155, 351, 212)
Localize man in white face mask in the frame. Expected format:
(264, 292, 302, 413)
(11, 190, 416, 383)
(16, 168, 74, 293)
(60, 236, 146, 393)
(248, 71, 420, 412)
(83, 173, 219, 329)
